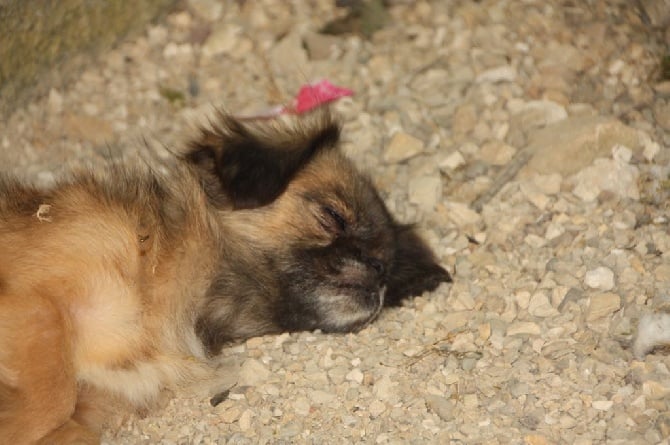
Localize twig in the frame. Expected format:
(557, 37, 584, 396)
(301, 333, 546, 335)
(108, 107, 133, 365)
(471, 147, 534, 212)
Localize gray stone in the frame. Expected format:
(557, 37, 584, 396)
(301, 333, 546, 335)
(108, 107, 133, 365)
(592, 400, 614, 411)
(520, 180, 551, 210)
(653, 100, 670, 131)
(408, 175, 442, 211)
(476, 65, 517, 83)
(443, 201, 481, 227)
(303, 32, 340, 60)
(309, 390, 336, 404)
(369, 400, 386, 418)
(345, 368, 364, 385)
(451, 104, 478, 136)
(202, 25, 242, 57)
(538, 42, 589, 72)
(384, 131, 425, 163)
(570, 150, 639, 202)
(477, 140, 517, 165)
(238, 358, 271, 387)
(425, 394, 454, 421)
(528, 291, 559, 317)
(373, 376, 397, 402)
(507, 322, 541, 336)
(279, 421, 302, 438)
(439, 150, 466, 171)
(511, 100, 568, 129)
(584, 267, 615, 291)
(188, 0, 224, 21)
(643, 380, 670, 400)
(269, 31, 309, 75)
(587, 293, 621, 321)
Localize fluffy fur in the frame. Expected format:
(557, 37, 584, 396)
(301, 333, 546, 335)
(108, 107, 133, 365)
(0, 112, 450, 443)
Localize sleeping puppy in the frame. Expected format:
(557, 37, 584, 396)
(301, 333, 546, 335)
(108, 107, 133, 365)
(0, 111, 450, 444)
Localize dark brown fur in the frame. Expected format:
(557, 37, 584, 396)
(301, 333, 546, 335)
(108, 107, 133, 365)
(0, 112, 450, 443)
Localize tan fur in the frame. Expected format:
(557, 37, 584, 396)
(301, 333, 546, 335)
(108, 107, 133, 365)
(0, 113, 450, 443)
(0, 164, 221, 443)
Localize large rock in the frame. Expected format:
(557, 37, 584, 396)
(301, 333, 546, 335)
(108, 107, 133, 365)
(519, 116, 644, 178)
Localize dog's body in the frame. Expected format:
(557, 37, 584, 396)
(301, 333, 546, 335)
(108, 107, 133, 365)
(0, 112, 450, 443)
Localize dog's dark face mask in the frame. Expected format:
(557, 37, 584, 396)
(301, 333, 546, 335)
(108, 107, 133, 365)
(185, 112, 451, 354)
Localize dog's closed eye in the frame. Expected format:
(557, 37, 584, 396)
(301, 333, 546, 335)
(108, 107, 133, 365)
(320, 205, 347, 235)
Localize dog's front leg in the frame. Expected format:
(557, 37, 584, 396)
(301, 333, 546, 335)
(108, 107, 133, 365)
(0, 294, 99, 444)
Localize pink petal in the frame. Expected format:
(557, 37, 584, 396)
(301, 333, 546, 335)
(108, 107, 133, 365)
(292, 80, 354, 114)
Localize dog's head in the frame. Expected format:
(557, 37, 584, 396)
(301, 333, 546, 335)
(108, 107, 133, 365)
(185, 112, 451, 353)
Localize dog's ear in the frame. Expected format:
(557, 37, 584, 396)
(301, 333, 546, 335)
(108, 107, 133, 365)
(384, 224, 452, 306)
(184, 112, 341, 209)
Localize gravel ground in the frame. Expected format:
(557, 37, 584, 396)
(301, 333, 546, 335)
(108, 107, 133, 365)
(2, 1, 670, 444)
